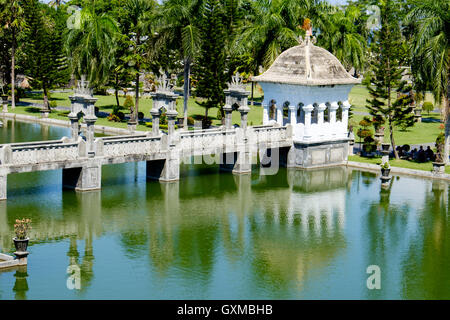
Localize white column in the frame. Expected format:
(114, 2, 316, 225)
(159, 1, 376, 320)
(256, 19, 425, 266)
(317, 103, 327, 125)
(262, 103, 269, 125)
(342, 100, 351, 133)
(330, 101, 339, 139)
(289, 106, 297, 126)
(303, 104, 314, 140)
(276, 105, 283, 126)
(329, 101, 339, 124)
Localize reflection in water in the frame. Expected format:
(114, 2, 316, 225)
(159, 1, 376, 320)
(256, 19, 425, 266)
(401, 180, 450, 299)
(13, 266, 29, 300)
(1, 120, 450, 299)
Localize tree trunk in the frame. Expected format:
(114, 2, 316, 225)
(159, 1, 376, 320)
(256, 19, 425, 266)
(389, 119, 399, 160)
(43, 84, 49, 110)
(134, 72, 139, 123)
(444, 80, 450, 164)
(115, 73, 120, 111)
(183, 58, 191, 130)
(251, 82, 254, 106)
(11, 29, 16, 109)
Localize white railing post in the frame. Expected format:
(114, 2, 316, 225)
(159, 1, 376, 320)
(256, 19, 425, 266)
(303, 104, 314, 141)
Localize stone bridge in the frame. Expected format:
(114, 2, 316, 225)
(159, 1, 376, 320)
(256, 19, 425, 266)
(0, 121, 293, 200)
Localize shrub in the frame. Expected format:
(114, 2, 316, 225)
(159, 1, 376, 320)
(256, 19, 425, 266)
(95, 106, 99, 116)
(216, 109, 222, 120)
(49, 101, 57, 109)
(402, 144, 411, 152)
(107, 113, 121, 122)
(117, 112, 125, 121)
(138, 111, 144, 120)
(123, 95, 134, 110)
(187, 116, 195, 125)
(422, 102, 434, 114)
(160, 112, 168, 125)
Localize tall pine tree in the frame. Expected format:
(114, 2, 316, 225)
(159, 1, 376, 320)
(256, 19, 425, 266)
(194, 0, 227, 128)
(23, 0, 68, 110)
(365, 0, 415, 160)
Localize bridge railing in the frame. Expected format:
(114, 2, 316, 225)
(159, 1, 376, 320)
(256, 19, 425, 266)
(0, 137, 83, 166)
(179, 128, 237, 154)
(96, 134, 164, 158)
(248, 124, 292, 146)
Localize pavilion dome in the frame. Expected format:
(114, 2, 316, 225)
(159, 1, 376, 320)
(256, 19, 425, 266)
(252, 37, 361, 86)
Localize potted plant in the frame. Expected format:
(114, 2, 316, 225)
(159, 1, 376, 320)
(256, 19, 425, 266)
(381, 161, 391, 177)
(13, 218, 32, 252)
(433, 132, 446, 173)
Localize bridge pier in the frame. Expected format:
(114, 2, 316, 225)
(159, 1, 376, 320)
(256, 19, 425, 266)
(220, 149, 252, 175)
(0, 173, 6, 201)
(62, 162, 102, 192)
(146, 151, 180, 182)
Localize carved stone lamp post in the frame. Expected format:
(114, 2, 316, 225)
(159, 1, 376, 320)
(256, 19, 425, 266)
(223, 73, 250, 130)
(1, 94, 8, 113)
(150, 74, 178, 136)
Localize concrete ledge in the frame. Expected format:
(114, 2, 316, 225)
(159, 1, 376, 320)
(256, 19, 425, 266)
(0, 253, 14, 261)
(346, 161, 450, 181)
(1, 112, 133, 135)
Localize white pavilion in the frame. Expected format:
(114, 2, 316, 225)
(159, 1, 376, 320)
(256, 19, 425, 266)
(252, 33, 361, 144)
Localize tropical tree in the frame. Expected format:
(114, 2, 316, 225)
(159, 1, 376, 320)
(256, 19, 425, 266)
(0, 0, 27, 109)
(65, 5, 119, 87)
(122, 0, 156, 125)
(194, 0, 227, 128)
(405, 0, 449, 162)
(318, 3, 367, 76)
(155, 0, 202, 128)
(365, 0, 414, 160)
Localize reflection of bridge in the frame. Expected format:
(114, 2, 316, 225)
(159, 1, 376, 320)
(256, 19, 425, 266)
(0, 167, 351, 291)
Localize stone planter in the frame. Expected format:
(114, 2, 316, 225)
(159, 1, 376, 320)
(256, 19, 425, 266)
(381, 143, 390, 152)
(13, 238, 29, 253)
(432, 162, 445, 174)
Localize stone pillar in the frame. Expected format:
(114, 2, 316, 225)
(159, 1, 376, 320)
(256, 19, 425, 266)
(239, 106, 250, 130)
(224, 105, 233, 129)
(166, 109, 178, 135)
(276, 105, 283, 126)
(1, 95, 8, 113)
(342, 100, 351, 132)
(233, 146, 252, 174)
(302, 104, 314, 140)
(62, 162, 102, 191)
(329, 101, 339, 124)
(0, 173, 6, 201)
(317, 103, 327, 125)
(289, 106, 297, 126)
(150, 108, 160, 136)
(68, 114, 80, 141)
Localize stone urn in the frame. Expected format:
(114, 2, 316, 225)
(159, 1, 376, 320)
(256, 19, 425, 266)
(381, 168, 391, 177)
(13, 238, 29, 253)
(381, 143, 390, 152)
(432, 162, 445, 174)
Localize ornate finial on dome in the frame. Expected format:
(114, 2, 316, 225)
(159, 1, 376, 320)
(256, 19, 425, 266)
(228, 72, 245, 90)
(156, 73, 172, 92)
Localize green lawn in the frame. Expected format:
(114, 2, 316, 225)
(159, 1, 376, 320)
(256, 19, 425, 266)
(9, 85, 443, 144)
(18, 89, 264, 127)
(348, 154, 450, 174)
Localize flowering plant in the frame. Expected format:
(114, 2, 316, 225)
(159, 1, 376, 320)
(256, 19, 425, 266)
(14, 218, 32, 240)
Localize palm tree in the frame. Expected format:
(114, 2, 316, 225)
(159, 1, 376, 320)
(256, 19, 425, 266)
(123, 0, 156, 125)
(155, 0, 202, 129)
(319, 4, 367, 76)
(0, 0, 27, 110)
(235, 0, 331, 103)
(66, 6, 119, 87)
(405, 0, 449, 162)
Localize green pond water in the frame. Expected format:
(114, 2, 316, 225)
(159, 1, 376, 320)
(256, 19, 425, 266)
(0, 119, 449, 300)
